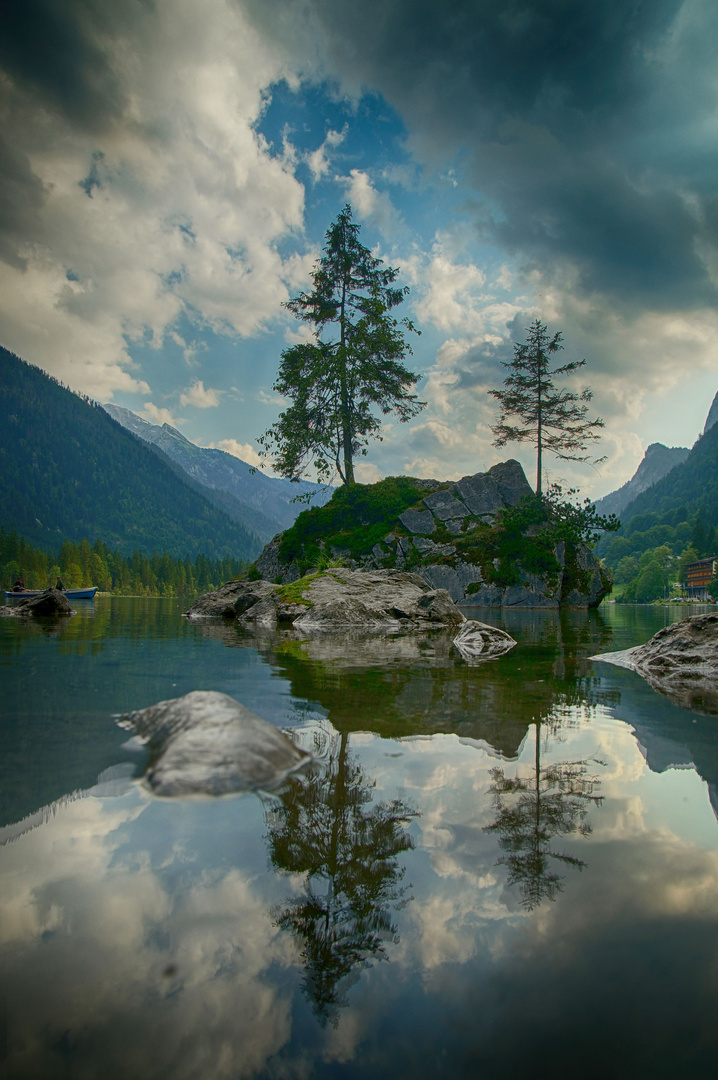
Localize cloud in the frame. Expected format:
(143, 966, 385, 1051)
(339, 168, 403, 237)
(249, 0, 718, 306)
(179, 379, 223, 408)
(307, 124, 347, 181)
(210, 438, 263, 467)
(141, 401, 181, 427)
(0, 0, 305, 400)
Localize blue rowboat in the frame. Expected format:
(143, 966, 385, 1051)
(4, 587, 98, 600)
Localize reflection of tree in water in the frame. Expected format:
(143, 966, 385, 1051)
(265, 729, 418, 1027)
(485, 722, 603, 911)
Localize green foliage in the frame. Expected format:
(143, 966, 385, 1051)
(490, 319, 604, 495)
(0, 347, 261, 560)
(709, 571, 718, 600)
(614, 543, 679, 603)
(274, 572, 325, 606)
(0, 528, 248, 596)
(278, 476, 431, 575)
(450, 485, 618, 589)
(614, 555, 641, 584)
(258, 205, 424, 485)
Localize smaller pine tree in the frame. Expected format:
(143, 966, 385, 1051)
(490, 319, 605, 497)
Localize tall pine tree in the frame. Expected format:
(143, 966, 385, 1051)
(259, 205, 425, 485)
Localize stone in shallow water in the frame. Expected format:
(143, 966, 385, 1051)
(1, 588, 74, 617)
(452, 620, 517, 662)
(592, 611, 718, 715)
(118, 690, 311, 796)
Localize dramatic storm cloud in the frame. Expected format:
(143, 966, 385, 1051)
(1, 0, 717, 492)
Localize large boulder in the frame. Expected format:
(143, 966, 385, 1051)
(289, 568, 463, 632)
(486, 460, 534, 506)
(0, 588, 74, 618)
(118, 690, 311, 796)
(186, 578, 275, 618)
(592, 611, 718, 715)
(186, 568, 466, 633)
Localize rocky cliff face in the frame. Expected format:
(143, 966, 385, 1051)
(704, 391, 718, 436)
(593, 442, 689, 519)
(254, 460, 611, 609)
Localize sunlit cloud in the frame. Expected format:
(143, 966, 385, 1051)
(210, 438, 263, 467)
(179, 379, 223, 408)
(141, 401, 181, 427)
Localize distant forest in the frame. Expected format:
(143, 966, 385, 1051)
(0, 347, 262, 560)
(1, 529, 247, 596)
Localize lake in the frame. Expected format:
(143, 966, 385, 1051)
(1, 598, 717, 1079)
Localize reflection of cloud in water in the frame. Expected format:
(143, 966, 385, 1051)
(2, 699, 717, 1077)
(0, 790, 296, 1079)
(398, 834, 718, 1078)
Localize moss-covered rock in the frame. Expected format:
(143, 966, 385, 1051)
(248, 461, 612, 608)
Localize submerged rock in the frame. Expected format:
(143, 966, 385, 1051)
(118, 690, 311, 796)
(452, 619, 517, 662)
(592, 611, 718, 716)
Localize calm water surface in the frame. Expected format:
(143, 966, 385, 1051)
(1, 598, 717, 1079)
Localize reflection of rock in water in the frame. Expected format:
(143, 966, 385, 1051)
(189, 610, 619, 759)
(485, 725, 604, 910)
(265, 729, 417, 1027)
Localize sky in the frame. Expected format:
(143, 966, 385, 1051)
(1, 0, 717, 498)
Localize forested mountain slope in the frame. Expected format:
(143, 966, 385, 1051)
(593, 442, 689, 519)
(596, 420, 718, 566)
(103, 404, 332, 535)
(0, 347, 262, 559)
(619, 421, 718, 524)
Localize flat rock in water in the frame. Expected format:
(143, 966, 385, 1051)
(118, 690, 311, 796)
(452, 620, 517, 662)
(290, 568, 464, 632)
(592, 611, 718, 715)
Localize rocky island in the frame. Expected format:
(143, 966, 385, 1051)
(246, 460, 611, 609)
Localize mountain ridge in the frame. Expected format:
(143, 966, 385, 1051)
(594, 442, 690, 519)
(0, 347, 261, 560)
(103, 404, 332, 540)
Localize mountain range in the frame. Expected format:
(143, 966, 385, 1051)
(593, 443, 690, 519)
(103, 404, 331, 542)
(595, 390, 718, 525)
(0, 348, 261, 559)
(595, 394, 718, 566)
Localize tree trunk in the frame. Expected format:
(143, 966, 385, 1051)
(536, 353, 543, 497)
(339, 281, 355, 485)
